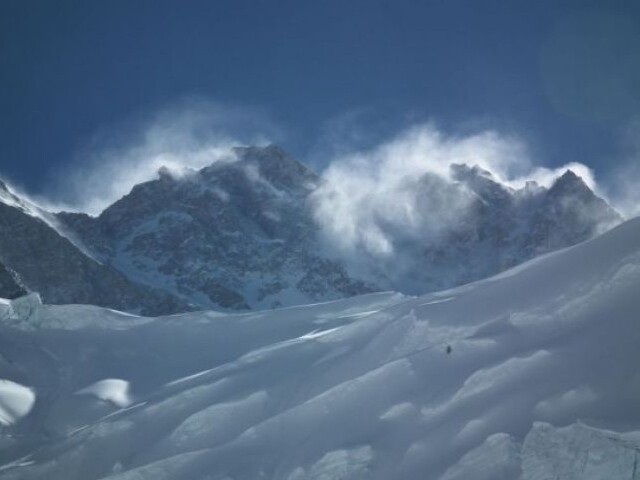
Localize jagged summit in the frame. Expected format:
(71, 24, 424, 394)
(554, 168, 582, 182)
(217, 144, 319, 191)
(0, 147, 624, 314)
(545, 169, 611, 210)
(450, 163, 495, 180)
(520, 179, 544, 196)
(548, 168, 589, 193)
(156, 165, 182, 182)
(384, 162, 622, 294)
(57, 145, 372, 311)
(148, 145, 318, 195)
(450, 163, 514, 205)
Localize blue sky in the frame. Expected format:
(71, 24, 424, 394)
(1, 0, 640, 205)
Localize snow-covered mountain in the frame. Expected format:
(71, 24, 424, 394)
(2, 212, 640, 479)
(58, 146, 375, 310)
(397, 164, 622, 293)
(0, 180, 189, 315)
(0, 145, 621, 314)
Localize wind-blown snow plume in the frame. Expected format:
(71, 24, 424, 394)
(47, 100, 280, 215)
(600, 118, 640, 219)
(605, 166, 640, 219)
(311, 124, 598, 280)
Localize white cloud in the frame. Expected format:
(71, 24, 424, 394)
(598, 117, 640, 219)
(508, 162, 597, 191)
(45, 99, 281, 215)
(310, 123, 599, 285)
(601, 163, 640, 219)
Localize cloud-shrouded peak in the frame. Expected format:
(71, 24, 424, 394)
(1, 114, 624, 313)
(450, 163, 496, 181)
(42, 100, 281, 216)
(227, 144, 319, 190)
(311, 123, 595, 257)
(549, 169, 589, 192)
(310, 123, 620, 292)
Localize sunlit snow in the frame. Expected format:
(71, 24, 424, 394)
(1, 218, 640, 478)
(76, 379, 133, 408)
(0, 380, 35, 426)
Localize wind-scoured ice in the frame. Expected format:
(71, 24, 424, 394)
(2, 218, 640, 479)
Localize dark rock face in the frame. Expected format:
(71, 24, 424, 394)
(409, 165, 622, 293)
(0, 146, 622, 314)
(57, 145, 374, 311)
(0, 262, 27, 299)
(0, 201, 189, 315)
(529, 170, 622, 252)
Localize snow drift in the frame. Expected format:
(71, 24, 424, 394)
(2, 216, 640, 479)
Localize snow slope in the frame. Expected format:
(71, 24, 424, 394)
(2, 216, 640, 479)
(0, 182, 190, 315)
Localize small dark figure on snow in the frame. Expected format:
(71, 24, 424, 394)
(446, 345, 452, 354)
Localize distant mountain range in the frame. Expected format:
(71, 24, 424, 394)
(0, 145, 622, 313)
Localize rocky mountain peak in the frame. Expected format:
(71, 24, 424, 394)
(556, 168, 582, 182)
(520, 180, 544, 195)
(547, 169, 592, 197)
(450, 163, 513, 205)
(1, 148, 625, 314)
(51, 145, 372, 311)
(545, 169, 620, 220)
(157, 165, 179, 183)
(527, 169, 622, 252)
(229, 144, 319, 192)
(450, 163, 494, 181)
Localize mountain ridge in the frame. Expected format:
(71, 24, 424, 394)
(0, 145, 623, 313)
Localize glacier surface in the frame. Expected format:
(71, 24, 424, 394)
(1, 217, 640, 478)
